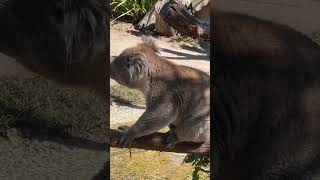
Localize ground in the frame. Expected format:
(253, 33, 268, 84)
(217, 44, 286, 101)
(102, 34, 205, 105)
(110, 22, 210, 179)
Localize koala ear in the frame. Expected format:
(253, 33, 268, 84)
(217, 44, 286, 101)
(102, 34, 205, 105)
(127, 54, 148, 82)
(141, 35, 160, 53)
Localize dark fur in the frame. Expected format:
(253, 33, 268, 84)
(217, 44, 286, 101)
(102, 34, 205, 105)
(213, 9, 320, 180)
(0, 1, 108, 178)
(0, 0, 108, 94)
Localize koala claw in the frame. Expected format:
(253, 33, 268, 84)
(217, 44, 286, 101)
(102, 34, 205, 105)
(118, 128, 137, 148)
(165, 143, 175, 150)
(165, 131, 178, 149)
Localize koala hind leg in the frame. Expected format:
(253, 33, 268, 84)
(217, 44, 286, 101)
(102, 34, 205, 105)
(165, 118, 210, 149)
(171, 118, 210, 148)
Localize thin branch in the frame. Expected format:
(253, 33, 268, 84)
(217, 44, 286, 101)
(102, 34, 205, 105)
(110, 129, 210, 155)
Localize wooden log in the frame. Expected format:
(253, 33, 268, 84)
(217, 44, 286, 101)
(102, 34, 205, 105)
(157, 0, 209, 39)
(154, 0, 177, 36)
(109, 128, 210, 155)
(137, 6, 156, 31)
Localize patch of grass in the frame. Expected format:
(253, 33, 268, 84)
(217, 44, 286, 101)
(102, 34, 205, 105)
(169, 33, 203, 49)
(0, 76, 107, 137)
(110, 85, 145, 105)
(111, 0, 157, 23)
(110, 148, 200, 179)
(184, 154, 210, 180)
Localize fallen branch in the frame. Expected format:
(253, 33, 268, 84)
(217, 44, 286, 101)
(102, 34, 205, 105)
(157, 0, 209, 39)
(110, 128, 210, 155)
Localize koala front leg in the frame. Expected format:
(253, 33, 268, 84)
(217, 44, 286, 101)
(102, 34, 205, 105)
(119, 102, 178, 147)
(165, 124, 179, 149)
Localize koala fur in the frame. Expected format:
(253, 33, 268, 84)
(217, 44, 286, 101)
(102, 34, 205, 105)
(110, 37, 210, 148)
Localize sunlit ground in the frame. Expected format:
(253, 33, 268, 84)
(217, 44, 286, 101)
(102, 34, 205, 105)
(110, 148, 210, 180)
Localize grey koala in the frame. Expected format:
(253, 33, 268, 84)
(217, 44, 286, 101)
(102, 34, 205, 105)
(110, 37, 210, 148)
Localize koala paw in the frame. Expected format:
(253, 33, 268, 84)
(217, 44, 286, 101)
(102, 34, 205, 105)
(118, 127, 137, 148)
(165, 131, 178, 150)
(165, 142, 176, 150)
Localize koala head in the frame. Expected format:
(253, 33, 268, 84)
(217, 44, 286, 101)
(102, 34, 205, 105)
(110, 36, 160, 89)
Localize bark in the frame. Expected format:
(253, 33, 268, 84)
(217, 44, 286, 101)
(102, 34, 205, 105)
(137, 6, 156, 31)
(154, 0, 176, 36)
(109, 128, 210, 155)
(157, 0, 209, 39)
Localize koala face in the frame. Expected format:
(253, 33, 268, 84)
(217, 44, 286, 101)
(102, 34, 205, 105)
(110, 36, 159, 89)
(110, 52, 148, 89)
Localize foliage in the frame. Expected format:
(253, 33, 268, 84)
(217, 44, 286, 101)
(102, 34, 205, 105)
(111, 0, 157, 23)
(184, 154, 210, 180)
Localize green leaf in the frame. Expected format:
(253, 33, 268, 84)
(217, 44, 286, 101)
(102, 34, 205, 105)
(184, 154, 195, 163)
(110, 0, 157, 23)
(192, 168, 200, 180)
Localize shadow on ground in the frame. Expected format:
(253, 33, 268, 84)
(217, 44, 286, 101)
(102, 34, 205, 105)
(161, 48, 209, 61)
(0, 77, 108, 180)
(126, 29, 210, 60)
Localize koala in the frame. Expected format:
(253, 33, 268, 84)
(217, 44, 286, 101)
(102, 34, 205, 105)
(110, 37, 210, 148)
(0, 0, 108, 96)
